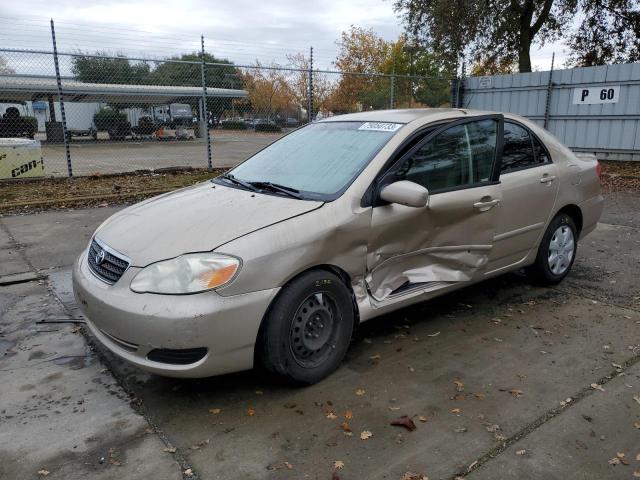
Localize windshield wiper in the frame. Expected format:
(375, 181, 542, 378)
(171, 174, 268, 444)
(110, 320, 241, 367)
(217, 173, 259, 192)
(248, 181, 303, 199)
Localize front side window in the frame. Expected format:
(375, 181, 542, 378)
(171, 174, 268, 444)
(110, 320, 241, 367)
(227, 121, 401, 199)
(394, 119, 498, 192)
(501, 122, 550, 172)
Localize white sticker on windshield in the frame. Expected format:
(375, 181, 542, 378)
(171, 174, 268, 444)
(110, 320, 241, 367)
(358, 122, 403, 132)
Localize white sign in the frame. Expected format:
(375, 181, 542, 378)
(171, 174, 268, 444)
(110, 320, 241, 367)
(572, 85, 620, 105)
(358, 122, 403, 132)
(479, 76, 492, 88)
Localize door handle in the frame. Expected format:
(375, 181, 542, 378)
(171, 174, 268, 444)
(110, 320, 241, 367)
(540, 175, 557, 184)
(473, 199, 500, 211)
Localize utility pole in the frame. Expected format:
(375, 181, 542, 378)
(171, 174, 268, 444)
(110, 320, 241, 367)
(544, 52, 555, 130)
(50, 19, 72, 177)
(308, 46, 314, 123)
(200, 35, 213, 171)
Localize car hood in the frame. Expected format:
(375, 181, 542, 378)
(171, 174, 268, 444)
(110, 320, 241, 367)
(95, 182, 323, 266)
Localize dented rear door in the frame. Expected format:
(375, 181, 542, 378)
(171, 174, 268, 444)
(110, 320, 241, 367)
(365, 115, 503, 301)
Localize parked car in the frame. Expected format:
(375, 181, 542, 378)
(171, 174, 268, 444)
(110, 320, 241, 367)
(73, 109, 604, 384)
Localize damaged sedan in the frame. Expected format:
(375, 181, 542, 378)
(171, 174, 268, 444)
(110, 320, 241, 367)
(73, 109, 604, 384)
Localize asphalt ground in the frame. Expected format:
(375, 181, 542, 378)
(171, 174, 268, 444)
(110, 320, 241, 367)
(38, 130, 283, 177)
(0, 191, 639, 480)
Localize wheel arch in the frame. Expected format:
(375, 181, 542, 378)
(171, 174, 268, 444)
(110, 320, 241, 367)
(556, 204, 583, 234)
(253, 264, 360, 365)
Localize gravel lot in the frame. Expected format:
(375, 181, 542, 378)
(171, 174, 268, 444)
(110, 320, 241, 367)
(0, 191, 639, 480)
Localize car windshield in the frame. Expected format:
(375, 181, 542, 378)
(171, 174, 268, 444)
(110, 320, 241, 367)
(225, 121, 402, 199)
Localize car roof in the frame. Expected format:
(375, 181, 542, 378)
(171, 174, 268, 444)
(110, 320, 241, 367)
(319, 108, 499, 124)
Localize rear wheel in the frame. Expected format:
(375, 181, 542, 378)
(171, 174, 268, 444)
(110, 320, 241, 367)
(526, 213, 577, 285)
(259, 270, 354, 384)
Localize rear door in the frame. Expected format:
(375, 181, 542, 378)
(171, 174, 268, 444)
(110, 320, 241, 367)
(366, 115, 504, 301)
(486, 121, 559, 272)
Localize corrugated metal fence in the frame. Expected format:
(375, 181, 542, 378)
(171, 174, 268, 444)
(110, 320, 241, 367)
(463, 63, 640, 161)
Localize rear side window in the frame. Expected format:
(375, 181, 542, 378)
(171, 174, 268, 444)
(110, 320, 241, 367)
(501, 122, 550, 172)
(396, 119, 497, 192)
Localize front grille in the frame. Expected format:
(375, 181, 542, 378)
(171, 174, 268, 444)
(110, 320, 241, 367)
(87, 238, 130, 284)
(147, 347, 208, 365)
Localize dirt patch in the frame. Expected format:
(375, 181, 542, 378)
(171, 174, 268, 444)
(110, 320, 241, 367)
(0, 168, 227, 214)
(600, 161, 640, 193)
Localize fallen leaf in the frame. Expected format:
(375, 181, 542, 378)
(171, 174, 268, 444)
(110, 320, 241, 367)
(326, 411, 338, 420)
(344, 410, 353, 420)
(247, 408, 256, 416)
(634, 421, 640, 429)
(509, 389, 524, 398)
(360, 430, 373, 440)
(427, 332, 440, 337)
(37, 470, 50, 477)
(633, 394, 640, 405)
(163, 447, 177, 453)
(633, 471, 640, 478)
(340, 421, 352, 433)
(591, 383, 605, 392)
(388, 406, 401, 411)
(450, 408, 461, 414)
(474, 393, 486, 400)
(184, 468, 194, 476)
(419, 415, 428, 422)
(616, 452, 625, 459)
(455, 426, 468, 433)
(208, 408, 221, 415)
(355, 388, 366, 396)
(391, 415, 417, 431)
(401, 473, 429, 480)
(284, 461, 293, 470)
(334, 460, 345, 470)
(515, 449, 526, 456)
(608, 457, 621, 465)
(453, 379, 465, 392)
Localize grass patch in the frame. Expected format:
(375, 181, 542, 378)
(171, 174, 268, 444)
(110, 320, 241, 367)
(0, 168, 227, 214)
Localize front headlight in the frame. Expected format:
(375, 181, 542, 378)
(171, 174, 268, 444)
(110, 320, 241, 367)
(130, 253, 240, 294)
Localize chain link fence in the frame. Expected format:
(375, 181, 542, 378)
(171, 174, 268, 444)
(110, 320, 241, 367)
(0, 33, 452, 181)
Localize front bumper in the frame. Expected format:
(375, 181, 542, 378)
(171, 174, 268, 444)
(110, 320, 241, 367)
(72, 249, 279, 378)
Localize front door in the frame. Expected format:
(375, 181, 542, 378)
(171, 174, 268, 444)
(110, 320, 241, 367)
(366, 116, 503, 302)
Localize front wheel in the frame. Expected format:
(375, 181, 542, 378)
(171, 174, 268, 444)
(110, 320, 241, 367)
(526, 213, 577, 285)
(258, 270, 354, 385)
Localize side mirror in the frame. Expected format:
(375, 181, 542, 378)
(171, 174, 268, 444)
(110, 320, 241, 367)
(380, 180, 429, 208)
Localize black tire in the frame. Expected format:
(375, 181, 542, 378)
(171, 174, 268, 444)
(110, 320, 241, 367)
(258, 270, 354, 385)
(526, 213, 578, 285)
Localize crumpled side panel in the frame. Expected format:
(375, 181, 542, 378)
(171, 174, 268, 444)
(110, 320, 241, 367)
(365, 246, 491, 301)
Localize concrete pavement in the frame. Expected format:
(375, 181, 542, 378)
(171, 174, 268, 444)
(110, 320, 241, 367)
(0, 191, 638, 479)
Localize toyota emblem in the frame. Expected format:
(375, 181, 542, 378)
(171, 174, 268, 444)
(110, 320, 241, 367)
(95, 249, 106, 265)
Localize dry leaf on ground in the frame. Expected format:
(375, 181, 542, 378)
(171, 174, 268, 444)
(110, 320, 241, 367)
(334, 460, 345, 470)
(340, 421, 352, 432)
(208, 408, 221, 415)
(450, 408, 461, 414)
(355, 388, 366, 396)
(419, 415, 428, 422)
(391, 415, 417, 431)
(37, 470, 50, 477)
(360, 430, 373, 440)
(608, 457, 621, 465)
(633, 471, 640, 478)
(453, 379, 465, 392)
(401, 473, 429, 480)
(247, 408, 256, 416)
(633, 394, 640, 405)
(591, 383, 605, 392)
(326, 411, 338, 420)
(510, 389, 524, 398)
(344, 410, 353, 420)
(184, 468, 194, 476)
(163, 447, 177, 453)
(515, 449, 526, 455)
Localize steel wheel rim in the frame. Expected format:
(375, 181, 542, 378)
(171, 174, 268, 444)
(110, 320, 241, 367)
(548, 225, 575, 275)
(289, 292, 339, 368)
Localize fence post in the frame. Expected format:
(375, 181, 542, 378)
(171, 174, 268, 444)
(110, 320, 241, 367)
(200, 35, 213, 171)
(543, 52, 555, 130)
(308, 46, 314, 123)
(389, 56, 395, 109)
(50, 19, 73, 177)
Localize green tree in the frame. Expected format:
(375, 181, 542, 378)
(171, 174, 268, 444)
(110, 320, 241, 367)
(72, 52, 151, 84)
(567, 0, 640, 66)
(394, 0, 640, 73)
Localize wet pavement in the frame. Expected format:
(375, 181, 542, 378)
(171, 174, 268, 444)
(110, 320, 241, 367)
(0, 191, 639, 479)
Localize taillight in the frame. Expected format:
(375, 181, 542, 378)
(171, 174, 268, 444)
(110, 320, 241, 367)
(596, 161, 603, 179)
